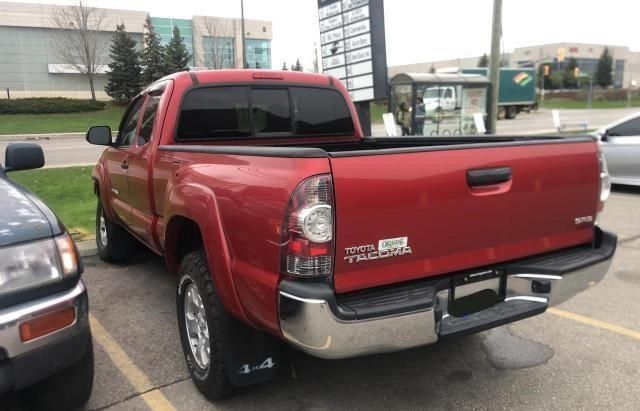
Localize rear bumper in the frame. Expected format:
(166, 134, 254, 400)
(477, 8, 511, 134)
(278, 228, 616, 359)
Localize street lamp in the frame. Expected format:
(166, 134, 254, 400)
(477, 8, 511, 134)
(240, 0, 247, 69)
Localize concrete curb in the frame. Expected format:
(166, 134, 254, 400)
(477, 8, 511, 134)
(77, 239, 98, 258)
(0, 132, 85, 141)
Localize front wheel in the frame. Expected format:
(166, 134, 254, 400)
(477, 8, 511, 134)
(96, 200, 135, 262)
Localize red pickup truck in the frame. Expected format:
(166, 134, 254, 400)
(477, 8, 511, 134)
(87, 70, 616, 399)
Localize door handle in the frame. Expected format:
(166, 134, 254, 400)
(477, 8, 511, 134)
(467, 166, 512, 187)
(121, 161, 129, 170)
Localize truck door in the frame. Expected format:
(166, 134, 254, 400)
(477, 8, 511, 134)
(103, 96, 145, 225)
(126, 90, 164, 249)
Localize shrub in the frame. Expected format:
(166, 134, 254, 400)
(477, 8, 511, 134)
(0, 98, 106, 114)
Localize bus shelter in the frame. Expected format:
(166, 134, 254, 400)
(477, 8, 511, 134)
(389, 73, 490, 136)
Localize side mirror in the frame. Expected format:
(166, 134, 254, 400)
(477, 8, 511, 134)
(86, 125, 113, 146)
(4, 143, 45, 172)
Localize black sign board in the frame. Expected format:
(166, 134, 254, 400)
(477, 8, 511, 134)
(317, 0, 388, 102)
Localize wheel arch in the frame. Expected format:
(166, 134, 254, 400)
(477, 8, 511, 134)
(163, 183, 250, 325)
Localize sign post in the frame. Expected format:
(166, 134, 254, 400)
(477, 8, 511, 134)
(317, 0, 388, 136)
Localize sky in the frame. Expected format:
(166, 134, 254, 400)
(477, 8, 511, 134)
(9, 0, 640, 69)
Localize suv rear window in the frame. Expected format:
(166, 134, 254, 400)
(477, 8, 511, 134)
(176, 86, 354, 140)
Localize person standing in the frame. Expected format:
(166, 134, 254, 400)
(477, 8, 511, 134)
(414, 97, 426, 136)
(395, 102, 411, 136)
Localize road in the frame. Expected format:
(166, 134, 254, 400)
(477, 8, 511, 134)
(3, 186, 640, 410)
(0, 107, 638, 168)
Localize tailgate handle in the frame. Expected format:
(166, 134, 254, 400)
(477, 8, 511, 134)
(467, 167, 512, 187)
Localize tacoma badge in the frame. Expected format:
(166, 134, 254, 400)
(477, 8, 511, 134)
(344, 237, 412, 263)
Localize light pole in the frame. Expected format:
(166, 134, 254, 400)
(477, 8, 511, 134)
(487, 0, 502, 134)
(240, 0, 247, 69)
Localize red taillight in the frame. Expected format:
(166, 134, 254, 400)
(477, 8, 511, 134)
(281, 175, 334, 277)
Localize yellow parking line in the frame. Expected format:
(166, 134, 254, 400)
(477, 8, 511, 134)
(89, 314, 176, 411)
(547, 307, 640, 341)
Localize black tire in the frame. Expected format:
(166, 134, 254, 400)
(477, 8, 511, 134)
(505, 105, 518, 120)
(177, 251, 233, 400)
(96, 200, 135, 262)
(25, 334, 94, 411)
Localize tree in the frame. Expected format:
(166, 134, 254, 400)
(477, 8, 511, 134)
(477, 53, 489, 68)
(50, 1, 107, 101)
(292, 58, 303, 72)
(165, 26, 191, 73)
(596, 46, 613, 88)
(563, 57, 578, 89)
(281, 61, 288, 71)
(104, 24, 142, 103)
(140, 16, 166, 84)
(200, 17, 232, 69)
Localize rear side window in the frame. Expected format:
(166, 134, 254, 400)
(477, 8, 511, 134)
(176, 85, 354, 140)
(290, 87, 354, 136)
(178, 87, 250, 139)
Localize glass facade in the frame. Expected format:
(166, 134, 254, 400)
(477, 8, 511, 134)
(245, 39, 271, 69)
(202, 37, 235, 69)
(150, 17, 194, 66)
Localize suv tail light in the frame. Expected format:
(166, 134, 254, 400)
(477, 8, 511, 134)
(597, 151, 611, 213)
(280, 174, 334, 277)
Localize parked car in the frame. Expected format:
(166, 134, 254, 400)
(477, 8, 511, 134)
(594, 112, 640, 186)
(87, 70, 616, 400)
(0, 143, 93, 409)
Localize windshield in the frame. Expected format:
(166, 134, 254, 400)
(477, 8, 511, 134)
(422, 88, 441, 99)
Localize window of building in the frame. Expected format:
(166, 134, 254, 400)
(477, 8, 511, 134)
(245, 39, 271, 69)
(202, 37, 235, 69)
(151, 17, 194, 66)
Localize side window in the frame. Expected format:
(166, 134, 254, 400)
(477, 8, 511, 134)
(118, 98, 144, 146)
(444, 88, 453, 98)
(609, 117, 640, 137)
(177, 87, 250, 140)
(137, 96, 161, 146)
(250, 89, 291, 134)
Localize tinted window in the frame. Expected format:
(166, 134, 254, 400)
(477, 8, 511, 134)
(178, 87, 250, 139)
(118, 98, 144, 146)
(609, 117, 640, 137)
(138, 96, 161, 146)
(251, 89, 291, 134)
(291, 87, 354, 135)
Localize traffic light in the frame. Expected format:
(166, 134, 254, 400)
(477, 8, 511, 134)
(543, 65, 550, 76)
(574, 67, 580, 77)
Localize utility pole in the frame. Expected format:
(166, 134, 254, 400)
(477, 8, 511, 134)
(240, 0, 247, 68)
(487, 0, 502, 134)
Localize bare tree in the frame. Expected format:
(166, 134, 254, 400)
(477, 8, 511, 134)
(200, 17, 233, 69)
(50, 1, 108, 100)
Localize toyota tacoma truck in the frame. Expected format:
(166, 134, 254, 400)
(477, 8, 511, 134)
(87, 70, 616, 400)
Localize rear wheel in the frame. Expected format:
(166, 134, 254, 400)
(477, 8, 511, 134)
(177, 251, 233, 400)
(96, 200, 135, 262)
(505, 105, 518, 120)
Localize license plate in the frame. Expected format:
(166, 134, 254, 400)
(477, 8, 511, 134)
(448, 268, 504, 317)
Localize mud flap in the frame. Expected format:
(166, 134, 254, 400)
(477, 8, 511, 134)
(219, 312, 281, 387)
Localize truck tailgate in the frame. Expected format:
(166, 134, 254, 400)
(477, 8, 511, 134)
(330, 140, 600, 293)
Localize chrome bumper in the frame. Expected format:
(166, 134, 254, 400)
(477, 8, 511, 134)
(0, 280, 89, 358)
(279, 232, 615, 360)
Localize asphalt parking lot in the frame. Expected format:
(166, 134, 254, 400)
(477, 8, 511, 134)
(4, 186, 640, 410)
